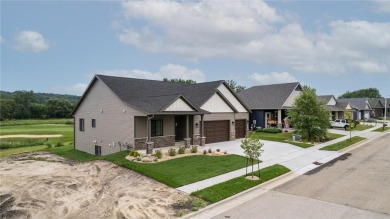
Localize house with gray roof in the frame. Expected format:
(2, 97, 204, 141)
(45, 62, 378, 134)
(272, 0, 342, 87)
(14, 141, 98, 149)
(368, 98, 385, 118)
(337, 98, 373, 120)
(72, 75, 250, 155)
(317, 95, 355, 120)
(237, 82, 302, 129)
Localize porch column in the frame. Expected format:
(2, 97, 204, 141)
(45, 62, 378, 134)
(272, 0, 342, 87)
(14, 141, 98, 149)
(184, 115, 191, 148)
(146, 116, 154, 154)
(277, 109, 282, 128)
(200, 114, 206, 146)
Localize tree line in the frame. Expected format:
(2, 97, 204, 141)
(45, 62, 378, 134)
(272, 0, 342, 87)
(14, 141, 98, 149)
(0, 90, 80, 120)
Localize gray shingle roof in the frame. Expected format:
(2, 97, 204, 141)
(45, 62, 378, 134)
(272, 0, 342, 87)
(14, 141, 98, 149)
(337, 98, 371, 111)
(317, 95, 333, 104)
(237, 82, 301, 109)
(368, 98, 384, 109)
(95, 74, 225, 114)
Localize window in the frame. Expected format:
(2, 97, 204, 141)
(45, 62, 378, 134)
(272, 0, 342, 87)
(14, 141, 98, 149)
(95, 145, 101, 156)
(79, 118, 85, 131)
(151, 120, 163, 137)
(92, 119, 96, 128)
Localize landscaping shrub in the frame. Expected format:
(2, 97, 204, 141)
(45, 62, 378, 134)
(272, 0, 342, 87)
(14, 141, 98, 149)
(129, 150, 140, 157)
(191, 146, 198, 153)
(168, 148, 176, 156)
(208, 148, 212, 153)
(255, 128, 282, 133)
(45, 142, 53, 149)
(178, 147, 185, 154)
(55, 142, 64, 147)
(203, 150, 207, 155)
(216, 148, 220, 152)
(154, 149, 162, 159)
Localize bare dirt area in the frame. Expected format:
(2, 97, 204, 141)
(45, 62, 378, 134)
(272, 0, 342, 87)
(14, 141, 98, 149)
(0, 135, 62, 139)
(0, 152, 192, 219)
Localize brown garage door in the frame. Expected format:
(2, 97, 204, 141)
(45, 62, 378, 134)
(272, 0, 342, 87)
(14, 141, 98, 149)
(204, 120, 229, 144)
(235, 120, 246, 139)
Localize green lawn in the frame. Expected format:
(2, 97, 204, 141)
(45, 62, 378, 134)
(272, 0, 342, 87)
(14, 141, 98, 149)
(0, 120, 74, 156)
(104, 152, 254, 188)
(251, 132, 344, 148)
(0, 118, 73, 126)
(320, 136, 366, 151)
(353, 125, 373, 131)
(372, 127, 390, 132)
(192, 164, 290, 203)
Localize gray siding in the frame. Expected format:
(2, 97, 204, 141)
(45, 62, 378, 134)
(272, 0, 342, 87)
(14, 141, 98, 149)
(74, 79, 145, 155)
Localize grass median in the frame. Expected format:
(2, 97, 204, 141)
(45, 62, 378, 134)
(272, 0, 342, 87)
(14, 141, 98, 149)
(372, 127, 390, 132)
(320, 136, 366, 151)
(192, 164, 290, 203)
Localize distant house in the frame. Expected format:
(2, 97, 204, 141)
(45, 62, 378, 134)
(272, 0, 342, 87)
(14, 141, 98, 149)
(72, 75, 250, 155)
(368, 98, 384, 118)
(317, 95, 355, 120)
(238, 82, 302, 129)
(337, 98, 373, 120)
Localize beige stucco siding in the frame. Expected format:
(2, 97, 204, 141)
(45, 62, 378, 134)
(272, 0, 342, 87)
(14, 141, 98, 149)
(135, 115, 175, 138)
(74, 79, 145, 155)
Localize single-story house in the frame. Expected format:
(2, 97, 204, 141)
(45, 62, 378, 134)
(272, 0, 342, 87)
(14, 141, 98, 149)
(337, 98, 373, 120)
(237, 82, 302, 129)
(72, 75, 251, 155)
(317, 95, 356, 120)
(368, 98, 385, 118)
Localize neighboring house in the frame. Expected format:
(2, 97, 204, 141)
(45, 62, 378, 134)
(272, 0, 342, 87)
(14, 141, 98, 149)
(72, 75, 250, 155)
(317, 95, 355, 120)
(383, 98, 390, 117)
(237, 82, 302, 129)
(337, 98, 373, 120)
(368, 98, 384, 118)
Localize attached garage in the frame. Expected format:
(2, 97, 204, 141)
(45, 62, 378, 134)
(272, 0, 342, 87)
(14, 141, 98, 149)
(204, 120, 229, 144)
(235, 119, 246, 139)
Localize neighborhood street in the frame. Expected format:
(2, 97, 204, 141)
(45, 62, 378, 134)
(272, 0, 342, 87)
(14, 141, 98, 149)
(201, 133, 390, 219)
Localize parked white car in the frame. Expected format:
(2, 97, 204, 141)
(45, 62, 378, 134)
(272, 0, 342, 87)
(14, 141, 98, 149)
(330, 119, 351, 130)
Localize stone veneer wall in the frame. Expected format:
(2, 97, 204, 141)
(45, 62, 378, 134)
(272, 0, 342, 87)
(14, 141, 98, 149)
(134, 135, 175, 150)
(230, 131, 235, 141)
(192, 134, 201, 145)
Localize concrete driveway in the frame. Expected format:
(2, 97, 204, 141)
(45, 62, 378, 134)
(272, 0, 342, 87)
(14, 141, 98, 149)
(204, 138, 304, 162)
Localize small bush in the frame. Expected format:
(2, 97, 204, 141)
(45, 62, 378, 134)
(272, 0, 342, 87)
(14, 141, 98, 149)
(208, 148, 212, 153)
(203, 150, 207, 155)
(191, 198, 206, 211)
(216, 148, 220, 152)
(55, 142, 64, 147)
(154, 149, 162, 159)
(224, 151, 227, 154)
(45, 142, 52, 149)
(129, 150, 140, 157)
(191, 146, 198, 153)
(178, 147, 185, 154)
(168, 148, 176, 156)
(255, 128, 282, 133)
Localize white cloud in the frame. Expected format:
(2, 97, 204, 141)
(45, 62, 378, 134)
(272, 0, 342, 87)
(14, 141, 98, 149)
(117, 1, 390, 75)
(0, 36, 4, 44)
(54, 83, 88, 95)
(373, 0, 390, 13)
(93, 64, 206, 82)
(249, 72, 297, 85)
(14, 31, 50, 52)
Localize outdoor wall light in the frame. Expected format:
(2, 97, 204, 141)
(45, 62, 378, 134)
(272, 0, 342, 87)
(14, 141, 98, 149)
(195, 123, 199, 128)
(232, 121, 235, 125)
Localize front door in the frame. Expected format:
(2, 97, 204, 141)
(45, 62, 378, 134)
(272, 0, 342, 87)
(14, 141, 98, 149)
(175, 116, 186, 141)
(265, 112, 272, 128)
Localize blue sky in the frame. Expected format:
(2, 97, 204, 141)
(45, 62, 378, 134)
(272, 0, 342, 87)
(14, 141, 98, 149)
(1, 0, 389, 97)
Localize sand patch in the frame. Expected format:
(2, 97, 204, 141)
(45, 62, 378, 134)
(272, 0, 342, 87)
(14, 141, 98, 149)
(0, 152, 191, 219)
(0, 134, 62, 139)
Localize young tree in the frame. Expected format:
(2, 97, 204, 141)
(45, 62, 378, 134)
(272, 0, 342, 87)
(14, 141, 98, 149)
(226, 80, 246, 93)
(240, 134, 264, 178)
(288, 86, 330, 142)
(343, 109, 355, 140)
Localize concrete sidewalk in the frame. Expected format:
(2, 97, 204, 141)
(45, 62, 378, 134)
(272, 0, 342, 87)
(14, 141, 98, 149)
(177, 125, 383, 193)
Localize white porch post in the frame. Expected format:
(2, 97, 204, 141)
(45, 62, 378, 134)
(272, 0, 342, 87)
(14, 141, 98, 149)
(200, 114, 206, 146)
(184, 115, 191, 148)
(146, 115, 154, 154)
(277, 109, 282, 127)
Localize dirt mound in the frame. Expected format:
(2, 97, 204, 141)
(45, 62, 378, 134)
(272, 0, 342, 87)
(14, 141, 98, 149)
(0, 152, 191, 218)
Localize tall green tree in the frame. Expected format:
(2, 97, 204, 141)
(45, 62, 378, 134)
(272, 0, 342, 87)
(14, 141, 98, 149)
(163, 78, 196, 84)
(226, 80, 246, 93)
(13, 90, 38, 119)
(288, 86, 330, 142)
(0, 99, 16, 120)
(338, 88, 381, 98)
(47, 98, 73, 118)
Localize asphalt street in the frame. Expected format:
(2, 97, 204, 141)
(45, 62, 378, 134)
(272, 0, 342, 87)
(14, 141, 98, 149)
(212, 133, 390, 219)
